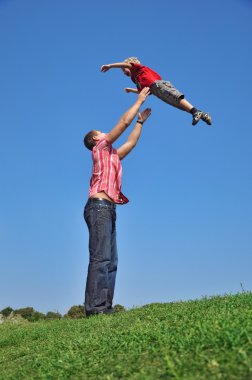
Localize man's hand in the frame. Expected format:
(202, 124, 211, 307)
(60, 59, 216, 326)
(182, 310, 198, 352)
(137, 87, 150, 104)
(106, 87, 149, 145)
(137, 108, 152, 124)
(101, 64, 110, 72)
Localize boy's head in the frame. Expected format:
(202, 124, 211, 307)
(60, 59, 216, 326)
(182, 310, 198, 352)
(83, 130, 106, 151)
(123, 57, 141, 76)
(124, 57, 141, 64)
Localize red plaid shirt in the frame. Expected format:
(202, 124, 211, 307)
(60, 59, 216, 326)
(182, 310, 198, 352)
(89, 137, 129, 204)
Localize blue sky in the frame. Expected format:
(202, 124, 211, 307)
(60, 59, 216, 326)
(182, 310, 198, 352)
(0, 0, 251, 314)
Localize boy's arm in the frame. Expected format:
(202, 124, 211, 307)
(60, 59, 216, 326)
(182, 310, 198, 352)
(101, 62, 132, 72)
(124, 87, 140, 94)
(117, 108, 151, 160)
(106, 87, 150, 145)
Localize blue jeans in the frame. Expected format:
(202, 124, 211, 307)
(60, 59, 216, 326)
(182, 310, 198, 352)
(84, 198, 118, 315)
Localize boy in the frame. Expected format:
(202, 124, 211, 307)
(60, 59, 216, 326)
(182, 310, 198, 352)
(101, 57, 211, 126)
(83, 87, 151, 316)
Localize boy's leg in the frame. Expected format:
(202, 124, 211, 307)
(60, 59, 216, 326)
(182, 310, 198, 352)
(150, 80, 211, 125)
(178, 98, 195, 112)
(84, 201, 114, 315)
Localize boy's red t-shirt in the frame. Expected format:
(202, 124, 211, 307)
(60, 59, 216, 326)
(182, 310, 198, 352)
(130, 63, 162, 90)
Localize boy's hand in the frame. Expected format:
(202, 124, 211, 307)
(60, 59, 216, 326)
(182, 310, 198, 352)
(124, 88, 140, 94)
(101, 64, 110, 72)
(137, 108, 152, 124)
(137, 87, 150, 104)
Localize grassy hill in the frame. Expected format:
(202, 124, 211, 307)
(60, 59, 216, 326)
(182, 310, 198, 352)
(0, 292, 252, 379)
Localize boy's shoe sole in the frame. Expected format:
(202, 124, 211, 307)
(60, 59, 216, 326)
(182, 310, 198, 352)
(192, 111, 203, 126)
(201, 113, 212, 125)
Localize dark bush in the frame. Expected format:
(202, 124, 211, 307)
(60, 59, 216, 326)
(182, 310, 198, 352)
(14, 307, 45, 321)
(46, 311, 62, 320)
(0, 307, 13, 317)
(114, 304, 126, 313)
(65, 305, 86, 319)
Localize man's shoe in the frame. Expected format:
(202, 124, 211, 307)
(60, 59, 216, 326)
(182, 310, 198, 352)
(201, 112, 212, 125)
(192, 111, 203, 126)
(86, 307, 115, 317)
(103, 307, 115, 315)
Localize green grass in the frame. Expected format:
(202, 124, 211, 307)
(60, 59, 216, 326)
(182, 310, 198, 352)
(0, 293, 252, 379)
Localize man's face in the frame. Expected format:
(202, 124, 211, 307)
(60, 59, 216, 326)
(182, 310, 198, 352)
(122, 68, 131, 77)
(94, 131, 106, 141)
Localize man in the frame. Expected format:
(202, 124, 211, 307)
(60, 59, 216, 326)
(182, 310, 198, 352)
(83, 87, 151, 316)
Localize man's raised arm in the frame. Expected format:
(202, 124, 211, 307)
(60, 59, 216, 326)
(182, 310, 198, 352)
(106, 87, 150, 145)
(117, 108, 151, 160)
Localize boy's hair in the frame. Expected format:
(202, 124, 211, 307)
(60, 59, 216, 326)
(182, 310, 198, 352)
(83, 130, 98, 151)
(124, 57, 141, 64)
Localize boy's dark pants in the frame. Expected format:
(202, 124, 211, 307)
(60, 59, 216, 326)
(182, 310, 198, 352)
(84, 198, 118, 315)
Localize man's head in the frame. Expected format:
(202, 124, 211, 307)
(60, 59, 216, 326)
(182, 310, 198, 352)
(83, 130, 106, 151)
(123, 57, 141, 76)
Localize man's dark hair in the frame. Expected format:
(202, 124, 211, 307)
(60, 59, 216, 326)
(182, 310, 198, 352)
(83, 130, 98, 151)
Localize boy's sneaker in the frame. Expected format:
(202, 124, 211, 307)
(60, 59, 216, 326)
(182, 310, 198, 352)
(192, 111, 203, 126)
(201, 112, 212, 125)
